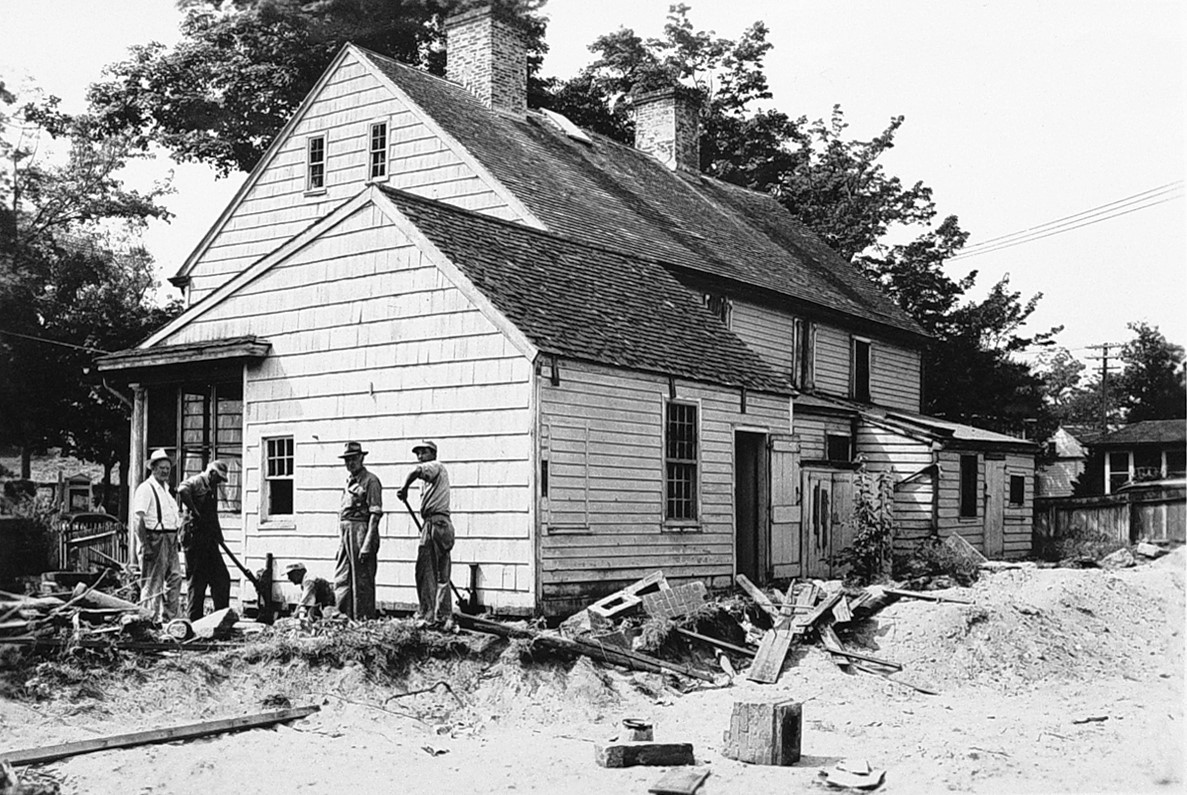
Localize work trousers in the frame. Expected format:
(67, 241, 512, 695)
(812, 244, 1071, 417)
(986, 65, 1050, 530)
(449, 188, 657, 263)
(335, 519, 378, 620)
(140, 532, 182, 622)
(184, 542, 231, 622)
(415, 515, 454, 624)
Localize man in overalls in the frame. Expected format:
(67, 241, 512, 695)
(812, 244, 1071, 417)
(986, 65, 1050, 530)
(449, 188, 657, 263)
(335, 441, 383, 620)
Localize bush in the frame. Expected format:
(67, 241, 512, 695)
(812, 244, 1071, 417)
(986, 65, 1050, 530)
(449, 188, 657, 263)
(1033, 525, 1124, 563)
(0, 503, 55, 585)
(892, 537, 981, 586)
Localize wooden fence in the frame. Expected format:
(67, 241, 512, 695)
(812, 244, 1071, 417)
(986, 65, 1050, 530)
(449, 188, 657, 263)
(1034, 483, 1186, 548)
(53, 513, 129, 571)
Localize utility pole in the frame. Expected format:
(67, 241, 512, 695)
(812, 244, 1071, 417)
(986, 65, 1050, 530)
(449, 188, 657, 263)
(1084, 342, 1124, 431)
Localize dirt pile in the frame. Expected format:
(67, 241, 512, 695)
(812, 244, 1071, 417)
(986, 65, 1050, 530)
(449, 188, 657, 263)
(858, 548, 1185, 693)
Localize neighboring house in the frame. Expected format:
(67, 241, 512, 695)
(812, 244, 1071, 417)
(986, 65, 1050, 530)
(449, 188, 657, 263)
(0, 447, 111, 515)
(1092, 419, 1186, 495)
(97, 7, 1036, 615)
(1036, 425, 1102, 498)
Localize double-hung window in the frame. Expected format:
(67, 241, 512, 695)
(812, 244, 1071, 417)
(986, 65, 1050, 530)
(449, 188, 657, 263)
(263, 437, 295, 521)
(306, 135, 326, 192)
(368, 121, 387, 181)
(665, 401, 698, 522)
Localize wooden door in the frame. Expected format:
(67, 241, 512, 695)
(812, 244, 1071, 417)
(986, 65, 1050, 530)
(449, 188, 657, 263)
(803, 469, 832, 578)
(768, 435, 801, 579)
(984, 458, 1005, 558)
(735, 432, 766, 583)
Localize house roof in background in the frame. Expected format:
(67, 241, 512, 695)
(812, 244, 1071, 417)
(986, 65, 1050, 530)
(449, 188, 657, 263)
(357, 48, 926, 340)
(1093, 419, 1186, 448)
(381, 186, 792, 394)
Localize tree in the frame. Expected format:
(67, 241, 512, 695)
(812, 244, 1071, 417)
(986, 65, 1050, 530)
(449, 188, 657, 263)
(0, 82, 174, 492)
(89, 0, 548, 176)
(1115, 322, 1186, 421)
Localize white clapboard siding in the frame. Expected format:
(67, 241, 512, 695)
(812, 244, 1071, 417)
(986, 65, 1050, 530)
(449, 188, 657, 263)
(538, 360, 790, 611)
(1003, 452, 1035, 557)
(794, 412, 853, 461)
(730, 300, 797, 377)
(870, 342, 922, 411)
(856, 425, 936, 540)
(166, 204, 536, 610)
(936, 449, 983, 551)
(185, 51, 516, 306)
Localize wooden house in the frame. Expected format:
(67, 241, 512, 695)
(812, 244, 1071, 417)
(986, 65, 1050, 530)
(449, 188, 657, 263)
(98, 7, 1036, 615)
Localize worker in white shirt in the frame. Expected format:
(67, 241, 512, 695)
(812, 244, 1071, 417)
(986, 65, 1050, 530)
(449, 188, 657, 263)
(132, 448, 183, 622)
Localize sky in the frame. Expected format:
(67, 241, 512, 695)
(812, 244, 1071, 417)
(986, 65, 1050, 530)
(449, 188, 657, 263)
(1, 0, 1184, 365)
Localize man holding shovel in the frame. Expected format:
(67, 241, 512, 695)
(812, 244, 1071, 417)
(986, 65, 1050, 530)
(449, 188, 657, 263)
(397, 441, 455, 631)
(336, 441, 383, 620)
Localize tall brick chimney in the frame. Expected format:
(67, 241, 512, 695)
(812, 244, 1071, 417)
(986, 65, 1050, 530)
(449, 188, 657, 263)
(633, 86, 702, 172)
(445, 6, 527, 117)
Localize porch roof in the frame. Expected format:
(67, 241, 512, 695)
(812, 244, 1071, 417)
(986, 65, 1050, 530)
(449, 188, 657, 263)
(95, 336, 271, 373)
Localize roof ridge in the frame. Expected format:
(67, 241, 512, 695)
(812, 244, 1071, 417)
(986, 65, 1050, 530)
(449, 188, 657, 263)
(351, 44, 465, 91)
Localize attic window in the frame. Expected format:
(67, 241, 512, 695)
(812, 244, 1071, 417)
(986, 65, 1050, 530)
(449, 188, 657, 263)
(703, 294, 731, 327)
(540, 108, 593, 144)
(306, 135, 326, 193)
(368, 121, 388, 181)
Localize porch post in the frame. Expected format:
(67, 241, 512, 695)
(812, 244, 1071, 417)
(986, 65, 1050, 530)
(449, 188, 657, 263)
(128, 383, 147, 559)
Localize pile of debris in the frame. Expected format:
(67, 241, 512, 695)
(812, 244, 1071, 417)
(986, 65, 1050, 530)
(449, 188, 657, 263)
(0, 572, 250, 652)
(456, 570, 971, 694)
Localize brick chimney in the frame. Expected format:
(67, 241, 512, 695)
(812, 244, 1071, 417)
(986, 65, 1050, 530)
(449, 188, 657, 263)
(444, 6, 527, 117)
(633, 86, 702, 172)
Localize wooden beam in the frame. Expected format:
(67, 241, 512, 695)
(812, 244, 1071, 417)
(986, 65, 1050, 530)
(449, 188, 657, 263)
(883, 588, 972, 605)
(1, 707, 319, 766)
(734, 574, 781, 622)
(674, 628, 756, 658)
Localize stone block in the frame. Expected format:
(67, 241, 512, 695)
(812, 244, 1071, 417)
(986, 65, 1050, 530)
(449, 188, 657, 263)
(595, 741, 695, 768)
(721, 697, 801, 766)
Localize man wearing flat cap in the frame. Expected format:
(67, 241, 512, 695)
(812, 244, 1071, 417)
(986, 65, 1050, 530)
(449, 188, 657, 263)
(285, 562, 335, 620)
(177, 460, 232, 622)
(336, 441, 383, 619)
(132, 449, 183, 622)
(398, 440, 455, 630)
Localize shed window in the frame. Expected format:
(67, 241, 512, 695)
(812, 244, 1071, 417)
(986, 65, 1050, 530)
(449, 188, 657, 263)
(703, 294, 731, 327)
(665, 402, 698, 521)
(368, 121, 387, 181)
(306, 135, 326, 191)
(826, 434, 852, 463)
(263, 437, 294, 519)
(1009, 474, 1025, 506)
(959, 454, 978, 518)
(1167, 449, 1186, 479)
(852, 338, 871, 402)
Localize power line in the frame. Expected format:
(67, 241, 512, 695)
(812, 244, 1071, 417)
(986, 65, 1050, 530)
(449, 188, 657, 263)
(949, 191, 1184, 261)
(0, 328, 111, 354)
(959, 181, 1183, 253)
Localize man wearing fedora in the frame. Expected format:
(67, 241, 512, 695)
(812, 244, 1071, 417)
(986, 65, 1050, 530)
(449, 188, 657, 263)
(177, 460, 232, 622)
(132, 449, 183, 622)
(336, 441, 384, 619)
(397, 441, 456, 631)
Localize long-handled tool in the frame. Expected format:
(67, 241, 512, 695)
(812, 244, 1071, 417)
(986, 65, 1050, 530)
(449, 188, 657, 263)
(218, 539, 278, 625)
(400, 496, 474, 614)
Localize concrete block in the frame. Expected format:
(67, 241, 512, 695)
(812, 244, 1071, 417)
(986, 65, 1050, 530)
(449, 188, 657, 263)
(595, 741, 695, 768)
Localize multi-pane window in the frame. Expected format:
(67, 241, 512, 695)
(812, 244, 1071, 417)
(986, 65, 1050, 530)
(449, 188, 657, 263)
(146, 382, 242, 512)
(264, 437, 294, 519)
(1009, 474, 1025, 506)
(959, 454, 978, 518)
(665, 402, 698, 521)
(852, 338, 871, 402)
(307, 135, 326, 191)
(368, 121, 387, 180)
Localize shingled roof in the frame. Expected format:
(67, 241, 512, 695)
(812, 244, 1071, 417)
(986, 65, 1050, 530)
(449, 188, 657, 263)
(381, 186, 791, 394)
(358, 48, 926, 339)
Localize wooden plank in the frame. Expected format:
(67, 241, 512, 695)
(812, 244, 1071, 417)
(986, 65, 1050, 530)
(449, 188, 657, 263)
(673, 628, 756, 658)
(818, 624, 901, 671)
(746, 628, 793, 684)
(831, 596, 853, 624)
(1, 707, 319, 766)
(884, 588, 972, 605)
(649, 767, 711, 795)
(790, 592, 842, 635)
(734, 574, 781, 621)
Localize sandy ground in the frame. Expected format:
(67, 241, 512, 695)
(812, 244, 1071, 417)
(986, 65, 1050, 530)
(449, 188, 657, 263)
(1, 550, 1183, 795)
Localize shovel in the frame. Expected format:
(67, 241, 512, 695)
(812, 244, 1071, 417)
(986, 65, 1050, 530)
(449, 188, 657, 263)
(400, 496, 475, 614)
